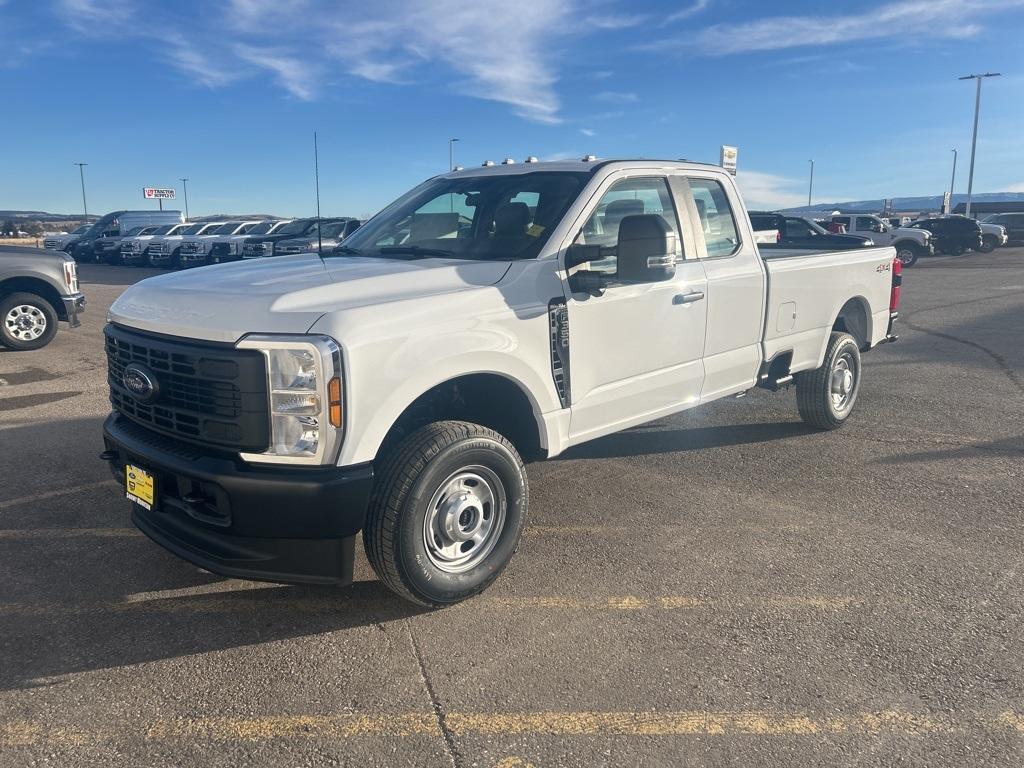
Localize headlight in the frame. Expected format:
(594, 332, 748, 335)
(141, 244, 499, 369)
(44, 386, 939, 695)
(62, 260, 78, 293)
(302, 241, 317, 252)
(235, 335, 343, 465)
(229, 242, 240, 254)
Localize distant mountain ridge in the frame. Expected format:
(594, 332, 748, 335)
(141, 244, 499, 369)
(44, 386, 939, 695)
(781, 192, 1024, 214)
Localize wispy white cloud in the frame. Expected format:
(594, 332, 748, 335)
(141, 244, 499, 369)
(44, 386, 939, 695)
(234, 44, 315, 99)
(585, 13, 648, 29)
(580, 127, 596, 137)
(665, 0, 710, 23)
(735, 170, 808, 210)
(1004, 182, 1024, 193)
(654, 0, 1023, 54)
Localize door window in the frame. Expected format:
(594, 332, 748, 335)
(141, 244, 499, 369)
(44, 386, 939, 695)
(688, 178, 740, 257)
(855, 216, 878, 232)
(573, 177, 682, 275)
(785, 218, 815, 237)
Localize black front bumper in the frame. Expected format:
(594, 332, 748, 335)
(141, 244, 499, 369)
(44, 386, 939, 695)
(102, 414, 374, 586)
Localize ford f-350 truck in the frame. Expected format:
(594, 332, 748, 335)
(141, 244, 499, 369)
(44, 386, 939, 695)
(101, 158, 901, 606)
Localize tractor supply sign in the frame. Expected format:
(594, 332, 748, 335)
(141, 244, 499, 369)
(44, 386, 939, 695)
(143, 187, 176, 200)
(720, 145, 738, 176)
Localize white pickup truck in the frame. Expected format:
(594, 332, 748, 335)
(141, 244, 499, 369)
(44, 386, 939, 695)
(101, 158, 901, 606)
(830, 213, 932, 266)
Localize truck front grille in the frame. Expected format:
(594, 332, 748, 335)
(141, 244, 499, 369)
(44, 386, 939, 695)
(105, 325, 270, 452)
(181, 241, 202, 254)
(43, 239, 60, 248)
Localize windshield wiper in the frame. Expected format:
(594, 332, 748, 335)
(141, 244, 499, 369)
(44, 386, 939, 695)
(379, 245, 455, 259)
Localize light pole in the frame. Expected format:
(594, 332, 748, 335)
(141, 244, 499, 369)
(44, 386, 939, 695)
(448, 137, 460, 171)
(180, 177, 190, 220)
(958, 72, 1000, 218)
(807, 159, 814, 207)
(74, 162, 88, 222)
(949, 149, 957, 204)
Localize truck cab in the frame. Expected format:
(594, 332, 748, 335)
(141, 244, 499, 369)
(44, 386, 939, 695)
(102, 158, 901, 607)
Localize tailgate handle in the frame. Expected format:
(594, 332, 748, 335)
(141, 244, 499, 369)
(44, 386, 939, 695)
(673, 291, 705, 305)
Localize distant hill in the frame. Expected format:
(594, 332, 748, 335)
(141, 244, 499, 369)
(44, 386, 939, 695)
(781, 192, 1024, 214)
(0, 210, 90, 222)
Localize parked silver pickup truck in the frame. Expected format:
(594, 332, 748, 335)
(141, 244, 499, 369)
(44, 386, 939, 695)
(0, 246, 85, 350)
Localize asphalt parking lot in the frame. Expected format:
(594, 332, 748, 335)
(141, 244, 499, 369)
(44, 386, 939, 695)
(1, 249, 1023, 767)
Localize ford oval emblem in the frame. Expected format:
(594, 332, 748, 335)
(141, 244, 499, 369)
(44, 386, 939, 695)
(122, 363, 158, 403)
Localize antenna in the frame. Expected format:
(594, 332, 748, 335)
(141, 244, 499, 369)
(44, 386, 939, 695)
(314, 131, 323, 260)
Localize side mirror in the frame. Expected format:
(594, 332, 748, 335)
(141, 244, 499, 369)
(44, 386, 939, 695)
(617, 214, 677, 283)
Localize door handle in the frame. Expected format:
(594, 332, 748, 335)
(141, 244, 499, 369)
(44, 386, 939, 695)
(673, 291, 705, 305)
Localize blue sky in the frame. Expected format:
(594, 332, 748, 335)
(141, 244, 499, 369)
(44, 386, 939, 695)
(1, 0, 1022, 218)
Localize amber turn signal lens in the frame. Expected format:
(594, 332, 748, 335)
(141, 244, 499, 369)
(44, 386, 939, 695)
(328, 376, 343, 428)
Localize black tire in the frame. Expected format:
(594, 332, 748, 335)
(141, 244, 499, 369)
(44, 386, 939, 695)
(894, 243, 920, 267)
(364, 420, 528, 607)
(169, 247, 182, 269)
(978, 235, 997, 254)
(0, 292, 59, 351)
(796, 332, 862, 430)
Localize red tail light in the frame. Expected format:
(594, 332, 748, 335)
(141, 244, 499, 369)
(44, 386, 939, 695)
(890, 257, 902, 311)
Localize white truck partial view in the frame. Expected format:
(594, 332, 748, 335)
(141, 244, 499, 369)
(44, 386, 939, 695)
(102, 158, 901, 606)
(830, 214, 932, 266)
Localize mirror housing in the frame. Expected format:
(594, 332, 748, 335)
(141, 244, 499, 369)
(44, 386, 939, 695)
(616, 214, 677, 283)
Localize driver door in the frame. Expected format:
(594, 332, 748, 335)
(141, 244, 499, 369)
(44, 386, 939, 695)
(562, 174, 708, 443)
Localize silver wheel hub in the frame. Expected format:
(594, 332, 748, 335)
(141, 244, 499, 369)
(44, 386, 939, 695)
(423, 466, 506, 573)
(829, 356, 857, 411)
(5, 304, 47, 341)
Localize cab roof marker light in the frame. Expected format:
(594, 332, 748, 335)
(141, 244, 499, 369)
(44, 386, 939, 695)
(482, 160, 495, 167)
(582, 154, 597, 162)
(501, 158, 515, 165)
(525, 156, 539, 163)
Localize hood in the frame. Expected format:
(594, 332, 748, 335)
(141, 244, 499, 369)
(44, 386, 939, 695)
(108, 254, 511, 343)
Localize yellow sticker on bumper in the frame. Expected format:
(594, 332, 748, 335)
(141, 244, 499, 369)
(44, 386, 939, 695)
(125, 464, 154, 511)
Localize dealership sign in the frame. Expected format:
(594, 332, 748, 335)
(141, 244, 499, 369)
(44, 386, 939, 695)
(143, 187, 176, 200)
(720, 145, 738, 176)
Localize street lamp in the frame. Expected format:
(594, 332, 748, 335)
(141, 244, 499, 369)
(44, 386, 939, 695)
(74, 162, 88, 222)
(949, 149, 957, 204)
(807, 159, 814, 207)
(448, 137, 460, 171)
(180, 177, 190, 221)
(958, 72, 1000, 218)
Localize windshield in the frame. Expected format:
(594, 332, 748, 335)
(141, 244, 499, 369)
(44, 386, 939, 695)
(275, 219, 314, 236)
(179, 224, 204, 235)
(320, 221, 351, 238)
(341, 172, 589, 260)
(125, 226, 146, 236)
(248, 221, 278, 235)
(212, 222, 241, 235)
(71, 224, 90, 234)
(151, 225, 176, 235)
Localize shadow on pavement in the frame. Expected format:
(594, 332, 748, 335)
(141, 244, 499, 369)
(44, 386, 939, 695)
(559, 420, 818, 461)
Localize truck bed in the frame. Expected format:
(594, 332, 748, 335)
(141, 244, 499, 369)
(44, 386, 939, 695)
(759, 245, 896, 374)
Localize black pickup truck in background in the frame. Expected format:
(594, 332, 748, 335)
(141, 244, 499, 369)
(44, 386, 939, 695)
(750, 212, 875, 249)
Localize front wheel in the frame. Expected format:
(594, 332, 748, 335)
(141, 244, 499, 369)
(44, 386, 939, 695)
(894, 243, 920, 267)
(364, 421, 528, 607)
(978, 235, 997, 254)
(0, 292, 58, 350)
(796, 332, 862, 430)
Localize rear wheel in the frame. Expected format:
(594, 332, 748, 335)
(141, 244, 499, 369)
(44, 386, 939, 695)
(0, 292, 58, 351)
(796, 332, 861, 430)
(364, 420, 527, 607)
(978, 235, 998, 253)
(894, 243, 920, 267)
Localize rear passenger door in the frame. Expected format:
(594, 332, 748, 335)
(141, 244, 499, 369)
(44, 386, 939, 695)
(677, 174, 765, 403)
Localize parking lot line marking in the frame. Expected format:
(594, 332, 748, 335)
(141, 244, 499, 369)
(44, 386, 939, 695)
(0, 527, 138, 540)
(0, 594, 862, 617)
(11, 709, 1024, 747)
(0, 480, 116, 511)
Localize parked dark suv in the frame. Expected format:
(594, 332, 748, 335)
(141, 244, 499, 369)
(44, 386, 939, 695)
(907, 216, 983, 255)
(749, 212, 874, 249)
(982, 213, 1024, 244)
